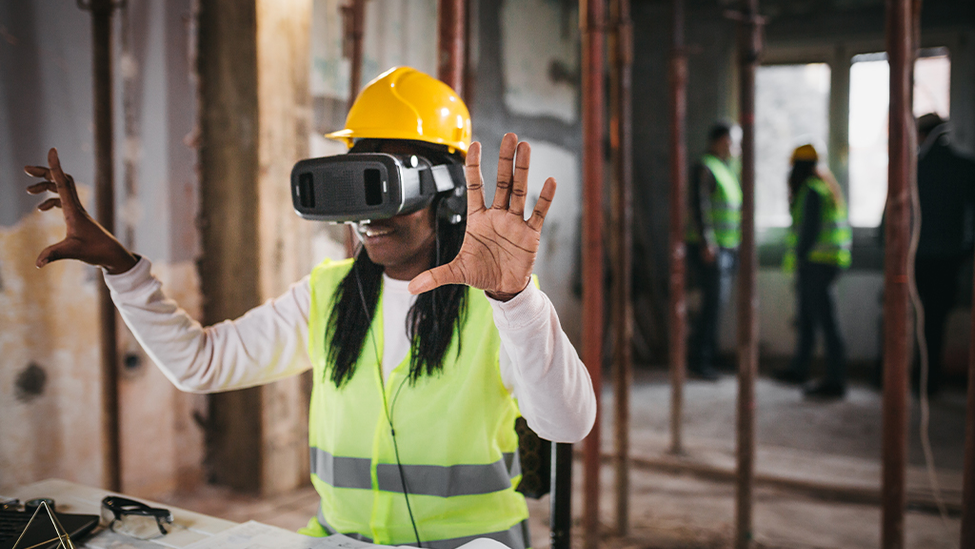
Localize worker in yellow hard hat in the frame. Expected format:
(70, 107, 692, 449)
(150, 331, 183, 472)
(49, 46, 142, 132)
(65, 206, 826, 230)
(26, 66, 596, 548)
(773, 143, 852, 399)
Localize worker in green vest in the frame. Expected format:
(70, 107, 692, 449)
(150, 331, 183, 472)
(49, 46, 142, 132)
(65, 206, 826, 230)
(774, 143, 852, 399)
(686, 122, 742, 380)
(25, 67, 596, 548)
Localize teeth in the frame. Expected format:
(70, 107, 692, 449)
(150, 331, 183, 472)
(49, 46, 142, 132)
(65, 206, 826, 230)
(365, 229, 392, 237)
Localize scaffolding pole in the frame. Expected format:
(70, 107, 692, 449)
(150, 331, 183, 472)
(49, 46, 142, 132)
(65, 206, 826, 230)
(882, 0, 917, 546)
(734, 0, 761, 547)
(341, 0, 365, 257)
(581, 0, 606, 547)
(437, 0, 466, 97)
(668, 0, 688, 458)
(964, 246, 975, 547)
(609, 0, 633, 535)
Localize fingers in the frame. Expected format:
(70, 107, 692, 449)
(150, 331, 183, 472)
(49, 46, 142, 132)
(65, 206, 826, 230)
(464, 142, 486, 214)
(37, 198, 62, 211)
(26, 181, 57, 195)
(36, 240, 71, 269)
(24, 166, 52, 179)
(407, 263, 465, 295)
(509, 141, 531, 218)
(527, 177, 557, 232)
(491, 133, 518, 210)
(47, 148, 83, 216)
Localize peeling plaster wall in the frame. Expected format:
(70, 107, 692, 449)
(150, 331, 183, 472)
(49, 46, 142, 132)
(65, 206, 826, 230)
(0, 1, 205, 496)
(0, 209, 102, 489)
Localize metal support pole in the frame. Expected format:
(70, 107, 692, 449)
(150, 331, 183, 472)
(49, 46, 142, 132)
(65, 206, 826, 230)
(963, 247, 975, 548)
(343, 0, 365, 111)
(734, 1, 761, 547)
(882, 0, 917, 546)
(550, 442, 574, 549)
(668, 0, 688, 458)
(80, 0, 122, 493)
(342, 0, 366, 257)
(580, 0, 606, 547)
(609, 0, 633, 535)
(437, 0, 466, 97)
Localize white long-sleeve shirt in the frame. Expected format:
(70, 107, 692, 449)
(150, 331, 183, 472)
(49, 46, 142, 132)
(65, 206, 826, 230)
(104, 258, 596, 443)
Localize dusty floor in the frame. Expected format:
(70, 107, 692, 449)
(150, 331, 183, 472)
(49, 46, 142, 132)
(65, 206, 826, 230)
(162, 370, 967, 548)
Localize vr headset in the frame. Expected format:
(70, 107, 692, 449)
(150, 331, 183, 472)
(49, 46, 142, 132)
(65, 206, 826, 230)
(291, 153, 466, 224)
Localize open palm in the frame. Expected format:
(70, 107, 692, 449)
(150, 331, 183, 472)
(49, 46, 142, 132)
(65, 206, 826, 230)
(408, 133, 556, 301)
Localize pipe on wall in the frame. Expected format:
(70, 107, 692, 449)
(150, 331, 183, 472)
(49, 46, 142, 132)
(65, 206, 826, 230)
(81, 0, 122, 493)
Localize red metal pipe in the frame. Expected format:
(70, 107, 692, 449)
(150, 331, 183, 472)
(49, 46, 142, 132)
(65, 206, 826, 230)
(735, 1, 760, 547)
(581, 0, 606, 547)
(668, 0, 687, 458)
(609, 0, 633, 535)
(437, 0, 466, 97)
(964, 246, 975, 547)
(85, 0, 121, 493)
(345, 0, 365, 112)
(343, 0, 366, 257)
(882, 0, 916, 547)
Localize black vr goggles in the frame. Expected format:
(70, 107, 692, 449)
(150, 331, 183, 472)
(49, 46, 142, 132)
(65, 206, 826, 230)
(290, 153, 466, 224)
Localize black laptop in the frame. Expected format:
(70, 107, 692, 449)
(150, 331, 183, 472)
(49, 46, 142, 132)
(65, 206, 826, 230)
(0, 507, 99, 549)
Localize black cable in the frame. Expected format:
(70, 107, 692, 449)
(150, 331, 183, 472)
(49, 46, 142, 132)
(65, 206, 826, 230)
(353, 261, 423, 548)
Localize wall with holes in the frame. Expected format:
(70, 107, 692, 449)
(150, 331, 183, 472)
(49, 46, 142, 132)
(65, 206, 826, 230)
(0, 0, 206, 496)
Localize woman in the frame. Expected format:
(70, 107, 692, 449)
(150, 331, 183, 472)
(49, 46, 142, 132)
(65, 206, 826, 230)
(25, 68, 595, 548)
(777, 144, 852, 399)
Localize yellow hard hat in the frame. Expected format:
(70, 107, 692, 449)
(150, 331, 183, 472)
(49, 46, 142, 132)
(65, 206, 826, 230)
(326, 67, 472, 155)
(791, 143, 819, 163)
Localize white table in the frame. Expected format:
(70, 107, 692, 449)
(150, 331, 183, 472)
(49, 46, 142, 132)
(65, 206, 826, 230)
(6, 480, 508, 549)
(7, 478, 236, 548)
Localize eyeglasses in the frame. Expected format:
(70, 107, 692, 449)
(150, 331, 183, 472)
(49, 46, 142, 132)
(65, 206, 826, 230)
(99, 496, 174, 540)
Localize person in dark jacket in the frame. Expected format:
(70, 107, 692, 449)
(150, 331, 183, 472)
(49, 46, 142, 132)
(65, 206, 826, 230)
(913, 113, 975, 396)
(686, 122, 742, 380)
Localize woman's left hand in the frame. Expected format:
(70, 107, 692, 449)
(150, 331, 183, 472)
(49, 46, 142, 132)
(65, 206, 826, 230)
(408, 133, 556, 301)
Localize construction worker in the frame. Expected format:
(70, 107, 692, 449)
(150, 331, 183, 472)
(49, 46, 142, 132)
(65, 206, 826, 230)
(775, 143, 851, 399)
(686, 122, 742, 380)
(25, 67, 596, 548)
(912, 113, 975, 397)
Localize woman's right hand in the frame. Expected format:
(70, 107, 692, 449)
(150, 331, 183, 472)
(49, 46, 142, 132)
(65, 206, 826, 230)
(25, 148, 138, 275)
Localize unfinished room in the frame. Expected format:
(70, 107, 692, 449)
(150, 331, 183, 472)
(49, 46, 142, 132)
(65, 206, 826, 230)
(1, 0, 974, 548)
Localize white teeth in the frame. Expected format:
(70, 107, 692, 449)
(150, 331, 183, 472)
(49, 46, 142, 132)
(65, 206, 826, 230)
(365, 229, 392, 237)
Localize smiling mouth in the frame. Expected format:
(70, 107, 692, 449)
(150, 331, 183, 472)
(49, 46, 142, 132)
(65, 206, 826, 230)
(361, 226, 394, 238)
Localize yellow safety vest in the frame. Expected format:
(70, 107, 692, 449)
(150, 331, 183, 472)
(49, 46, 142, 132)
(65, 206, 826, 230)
(784, 177, 852, 270)
(687, 154, 743, 249)
(301, 259, 530, 548)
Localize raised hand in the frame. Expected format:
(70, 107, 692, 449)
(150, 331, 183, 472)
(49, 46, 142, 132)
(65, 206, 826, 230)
(408, 133, 556, 301)
(25, 148, 138, 274)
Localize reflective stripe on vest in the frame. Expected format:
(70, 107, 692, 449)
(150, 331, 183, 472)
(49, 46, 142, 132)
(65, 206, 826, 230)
(687, 154, 743, 249)
(306, 259, 529, 548)
(317, 506, 531, 549)
(310, 447, 522, 497)
(785, 177, 852, 269)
